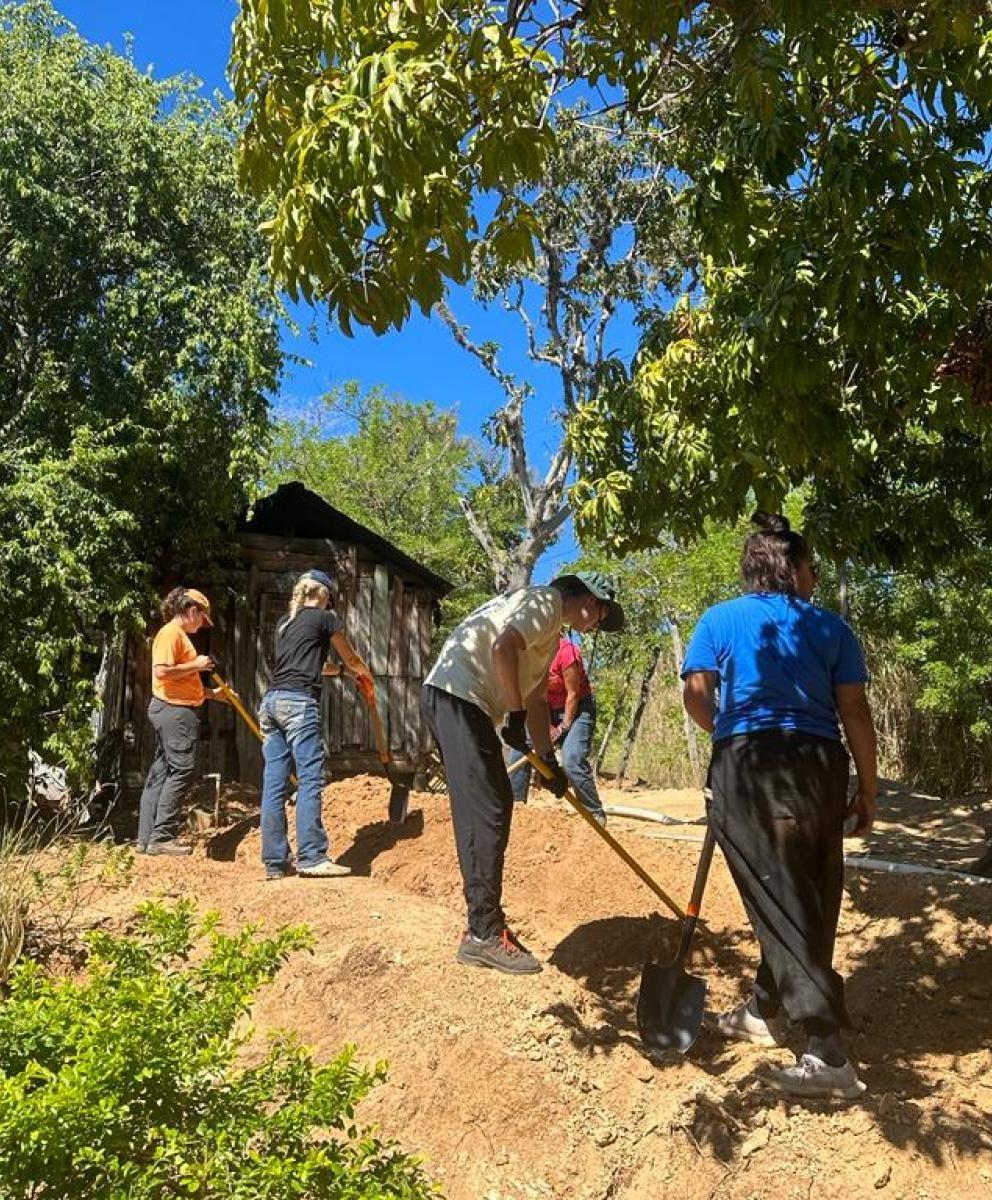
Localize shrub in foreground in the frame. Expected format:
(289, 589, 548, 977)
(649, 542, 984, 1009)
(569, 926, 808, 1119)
(0, 902, 438, 1199)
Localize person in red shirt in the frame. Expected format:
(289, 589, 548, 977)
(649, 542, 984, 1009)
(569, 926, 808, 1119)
(509, 634, 607, 824)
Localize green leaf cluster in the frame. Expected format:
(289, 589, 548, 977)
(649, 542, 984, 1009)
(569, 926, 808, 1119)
(0, 901, 438, 1199)
(0, 2, 283, 795)
(263, 383, 524, 630)
(233, 0, 553, 332)
(849, 556, 992, 789)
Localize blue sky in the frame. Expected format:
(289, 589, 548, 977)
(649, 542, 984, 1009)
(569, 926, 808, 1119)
(55, 0, 630, 577)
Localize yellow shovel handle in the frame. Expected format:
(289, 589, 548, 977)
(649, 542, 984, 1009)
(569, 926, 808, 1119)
(211, 673, 297, 789)
(524, 751, 685, 920)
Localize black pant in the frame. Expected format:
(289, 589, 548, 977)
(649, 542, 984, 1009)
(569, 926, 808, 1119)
(421, 684, 513, 939)
(137, 698, 200, 846)
(707, 730, 851, 1028)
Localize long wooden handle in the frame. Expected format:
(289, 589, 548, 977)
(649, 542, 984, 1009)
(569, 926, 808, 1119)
(524, 751, 685, 919)
(676, 824, 716, 963)
(367, 700, 391, 766)
(211, 673, 263, 741)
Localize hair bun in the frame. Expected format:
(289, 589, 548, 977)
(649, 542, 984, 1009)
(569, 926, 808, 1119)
(751, 510, 790, 535)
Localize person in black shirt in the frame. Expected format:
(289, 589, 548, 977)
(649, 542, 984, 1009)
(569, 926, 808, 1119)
(259, 569, 372, 880)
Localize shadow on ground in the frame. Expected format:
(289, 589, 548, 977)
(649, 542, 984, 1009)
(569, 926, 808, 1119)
(549, 869, 992, 1167)
(337, 809, 425, 875)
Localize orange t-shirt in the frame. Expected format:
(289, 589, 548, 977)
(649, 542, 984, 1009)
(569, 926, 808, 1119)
(151, 619, 205, 707)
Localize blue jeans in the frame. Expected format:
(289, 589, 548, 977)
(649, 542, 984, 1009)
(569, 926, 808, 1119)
(509, 697, 604, 818)
(259, 690, 329, 870)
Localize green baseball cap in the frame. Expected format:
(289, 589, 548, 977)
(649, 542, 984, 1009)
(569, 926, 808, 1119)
(550, 570, 625, 632)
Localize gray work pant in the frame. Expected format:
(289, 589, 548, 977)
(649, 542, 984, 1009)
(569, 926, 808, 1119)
(137, 698, 199, 846)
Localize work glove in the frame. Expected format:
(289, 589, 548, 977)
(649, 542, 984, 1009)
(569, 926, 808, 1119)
(539, 752, 570, 798)
(499, 709, 529, 752)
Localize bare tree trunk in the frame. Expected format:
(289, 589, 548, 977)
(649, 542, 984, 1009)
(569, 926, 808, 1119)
(591, 661, 636, 773)
(616, 643, 663, 784)
(838, 561, 850, 621)
(669, 618, 703, 786)
(437, 300, 573, 592)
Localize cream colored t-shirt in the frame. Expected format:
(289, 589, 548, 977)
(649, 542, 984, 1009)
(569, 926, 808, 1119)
(424, 586, 563, 723)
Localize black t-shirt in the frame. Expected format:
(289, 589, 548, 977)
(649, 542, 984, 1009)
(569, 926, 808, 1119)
(268, 608, 344, 699)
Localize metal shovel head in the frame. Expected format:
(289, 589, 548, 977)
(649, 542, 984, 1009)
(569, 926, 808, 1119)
(388, 781, 410, 824)
(636, 958, 708, 1054)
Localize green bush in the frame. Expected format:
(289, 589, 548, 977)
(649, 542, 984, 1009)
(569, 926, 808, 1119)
(0, 902, 438, 1199)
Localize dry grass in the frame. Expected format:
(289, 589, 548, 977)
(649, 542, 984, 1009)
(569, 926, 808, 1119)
(0, 816, 132, 979)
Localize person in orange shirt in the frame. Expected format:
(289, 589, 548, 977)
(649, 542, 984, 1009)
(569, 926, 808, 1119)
(137, 587, 225, 856)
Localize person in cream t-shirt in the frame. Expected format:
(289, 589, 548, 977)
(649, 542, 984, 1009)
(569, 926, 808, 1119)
(422, 572, 624, 975)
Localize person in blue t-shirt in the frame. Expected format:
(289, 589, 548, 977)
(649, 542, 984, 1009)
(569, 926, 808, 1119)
(682, 512, 878, 1102)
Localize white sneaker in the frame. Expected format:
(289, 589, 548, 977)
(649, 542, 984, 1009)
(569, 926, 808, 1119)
(767, 1054, 866, 1101)
(705, 1000, 782, 1046)
(297, 859, 351, 878)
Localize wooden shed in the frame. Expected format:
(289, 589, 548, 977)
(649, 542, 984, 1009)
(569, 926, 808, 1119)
(113, 483, 451, 804)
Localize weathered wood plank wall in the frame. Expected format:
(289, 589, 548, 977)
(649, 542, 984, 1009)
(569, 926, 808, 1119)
(118, 532, 440, 793)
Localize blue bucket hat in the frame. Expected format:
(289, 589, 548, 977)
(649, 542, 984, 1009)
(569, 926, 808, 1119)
(300, 568, 334, 591)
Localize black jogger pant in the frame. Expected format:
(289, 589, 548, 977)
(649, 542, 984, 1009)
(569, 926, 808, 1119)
(137, 698, 200, 847)
(707, 730, 852, 1028)
(421, 684, 513, 939)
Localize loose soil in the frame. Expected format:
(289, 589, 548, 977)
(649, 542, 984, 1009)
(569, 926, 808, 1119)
(84, 777, 991, 1200)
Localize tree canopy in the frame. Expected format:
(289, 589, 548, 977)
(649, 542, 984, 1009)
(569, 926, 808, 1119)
(0, 1, 283, 794)
(233, 1, 992, 561)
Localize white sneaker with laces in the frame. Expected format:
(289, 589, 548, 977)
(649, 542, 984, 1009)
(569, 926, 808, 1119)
(705, 1000, 781, 1046)
(297, 859, 351, 878)
(767, 1054, 866, 1101)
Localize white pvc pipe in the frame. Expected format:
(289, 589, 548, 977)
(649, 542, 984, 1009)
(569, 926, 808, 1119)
(603, 804, 701, 826)
(600, 818, 992, 883)
(844, 855, 992, 883)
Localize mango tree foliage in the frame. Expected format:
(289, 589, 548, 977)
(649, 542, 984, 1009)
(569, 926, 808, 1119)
(0, 2, 283, 796)
(234, 1, 992, 559)
(232, 0, 553, 333)
(571, 5, 992, 555)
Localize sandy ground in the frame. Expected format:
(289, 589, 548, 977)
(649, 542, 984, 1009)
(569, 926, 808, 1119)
(76, 776, 992, 1200)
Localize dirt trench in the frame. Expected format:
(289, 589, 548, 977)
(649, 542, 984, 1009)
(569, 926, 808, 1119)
(89, 776, 992, 1200)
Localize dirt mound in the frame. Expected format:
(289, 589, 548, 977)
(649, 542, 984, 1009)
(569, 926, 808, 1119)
(90, 777, 991, 1200)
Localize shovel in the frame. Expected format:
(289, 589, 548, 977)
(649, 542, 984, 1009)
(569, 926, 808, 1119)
(210, 670, 299, 792)
(355, 676, 412, 824)
(524, 751, 683, 919)
(636, 824, 716, 1053)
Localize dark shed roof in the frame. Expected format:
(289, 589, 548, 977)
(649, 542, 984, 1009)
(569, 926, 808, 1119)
(240, 482, 453, 594)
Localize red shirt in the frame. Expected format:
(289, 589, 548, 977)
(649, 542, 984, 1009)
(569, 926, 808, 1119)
(546, 637, 592, 710)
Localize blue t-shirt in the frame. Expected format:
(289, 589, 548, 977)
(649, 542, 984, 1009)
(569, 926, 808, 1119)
(681, 593, 868, 742)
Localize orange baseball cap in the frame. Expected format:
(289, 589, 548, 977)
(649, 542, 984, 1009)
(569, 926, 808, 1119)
(184, 588, 214, 626)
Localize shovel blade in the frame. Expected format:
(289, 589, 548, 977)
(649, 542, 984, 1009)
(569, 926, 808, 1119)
(636, 960, 707, 1054)
(388, 781, 410, 824)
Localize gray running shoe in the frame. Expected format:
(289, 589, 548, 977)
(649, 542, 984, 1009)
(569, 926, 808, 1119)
(767, 1054, 866, 1101)
(705, 1000, 782, 1046)
(456, 928, 542, 975)
(146, 840, 192, 857)
(297, 859, 351, 878)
